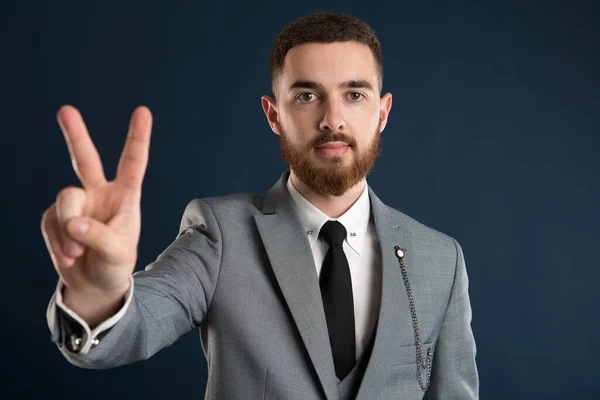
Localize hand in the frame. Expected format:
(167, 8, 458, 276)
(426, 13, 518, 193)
(41, 105, 152, 300)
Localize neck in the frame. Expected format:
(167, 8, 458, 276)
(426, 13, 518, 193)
(290, 170, 366, 219)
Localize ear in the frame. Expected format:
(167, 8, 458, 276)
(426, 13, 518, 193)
(261, 95, 282, 136)
(378, 92, 393, 133)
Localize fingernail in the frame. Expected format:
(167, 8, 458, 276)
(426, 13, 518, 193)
(73, 221, 89, 236)
(62, 257, 75, 268)
(65, 240, 84, 257)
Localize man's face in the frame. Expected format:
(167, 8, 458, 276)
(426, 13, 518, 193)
(262, 41, 392, 197)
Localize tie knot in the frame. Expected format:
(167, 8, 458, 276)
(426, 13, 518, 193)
(319, 221, 347, 246)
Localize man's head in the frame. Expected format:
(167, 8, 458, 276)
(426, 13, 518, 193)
(261, 12, 392, 197)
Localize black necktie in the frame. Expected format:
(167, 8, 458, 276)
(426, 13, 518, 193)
(318, 220, 356, 380)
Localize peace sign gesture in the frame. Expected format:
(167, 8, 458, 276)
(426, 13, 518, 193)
(41, 105, 152, 326)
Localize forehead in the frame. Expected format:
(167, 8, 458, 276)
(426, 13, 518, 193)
(281, 41, 378, 88)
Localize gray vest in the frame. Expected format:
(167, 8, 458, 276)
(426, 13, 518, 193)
(336, 334, 375, 400)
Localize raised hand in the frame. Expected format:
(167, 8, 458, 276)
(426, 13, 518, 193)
(41, 105, 152, 325)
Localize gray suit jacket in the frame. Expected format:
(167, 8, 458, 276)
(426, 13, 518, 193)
(48, 170, 478, 399)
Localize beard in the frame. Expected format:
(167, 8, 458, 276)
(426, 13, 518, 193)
(279, 122, 382, 197)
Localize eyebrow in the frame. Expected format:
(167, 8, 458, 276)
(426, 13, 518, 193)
(288, 79, 375, 92)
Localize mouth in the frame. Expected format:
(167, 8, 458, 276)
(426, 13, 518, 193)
(315, 141, 351, 156)
(316, 141, 349, 149)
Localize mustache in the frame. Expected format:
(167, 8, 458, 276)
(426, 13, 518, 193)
(309, 131, 356, 149)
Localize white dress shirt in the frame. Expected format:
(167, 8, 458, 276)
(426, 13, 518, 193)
(286, 177, 382, 362)
(49, 178, 382, 359)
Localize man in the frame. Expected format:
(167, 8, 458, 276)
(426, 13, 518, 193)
(43, 11, 479, 399)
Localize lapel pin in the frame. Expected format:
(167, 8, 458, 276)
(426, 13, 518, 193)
(394, 245, 405, 259)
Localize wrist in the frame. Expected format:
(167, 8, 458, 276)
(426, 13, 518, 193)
(62, 278, 131, 328)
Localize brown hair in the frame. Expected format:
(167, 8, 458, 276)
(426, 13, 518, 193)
(270, 11, 384, 97)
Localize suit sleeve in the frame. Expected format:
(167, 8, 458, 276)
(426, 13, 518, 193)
(427, 238, 479, 399)
(46, 199, 223, 369)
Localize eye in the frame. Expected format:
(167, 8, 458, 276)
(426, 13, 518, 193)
(297, 92, 318, 102)
(348, 92, 365, 101)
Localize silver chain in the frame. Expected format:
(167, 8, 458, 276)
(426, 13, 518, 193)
(394, 246, 433, 391)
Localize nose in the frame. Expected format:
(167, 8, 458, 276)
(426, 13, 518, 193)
(318, 98, 346, 132)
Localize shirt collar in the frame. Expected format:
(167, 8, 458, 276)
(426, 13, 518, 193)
(287, 175, 371, 255)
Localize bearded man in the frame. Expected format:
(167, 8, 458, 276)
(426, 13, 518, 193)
(43, 11, 479, 400)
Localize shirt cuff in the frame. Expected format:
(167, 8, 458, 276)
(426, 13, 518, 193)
(50, 275, 134, 355)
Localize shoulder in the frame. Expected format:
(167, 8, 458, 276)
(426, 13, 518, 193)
(180, 193, 266, 226)
(383, 202, 461, 256)
(381, 203, 469, 289)
(200, 193, 265, 212)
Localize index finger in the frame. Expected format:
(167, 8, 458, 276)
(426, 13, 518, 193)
(116, 106, 153, 191)
(57, 105, 107, 189)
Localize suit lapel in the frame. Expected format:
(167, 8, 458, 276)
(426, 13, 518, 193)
(254, 171, 337, 400)
(355, 187, 415, 400)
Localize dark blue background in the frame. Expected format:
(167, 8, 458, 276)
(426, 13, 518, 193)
(1, 1, 598, 398)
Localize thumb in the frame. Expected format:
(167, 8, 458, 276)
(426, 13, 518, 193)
(66, 217, 123, 263)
